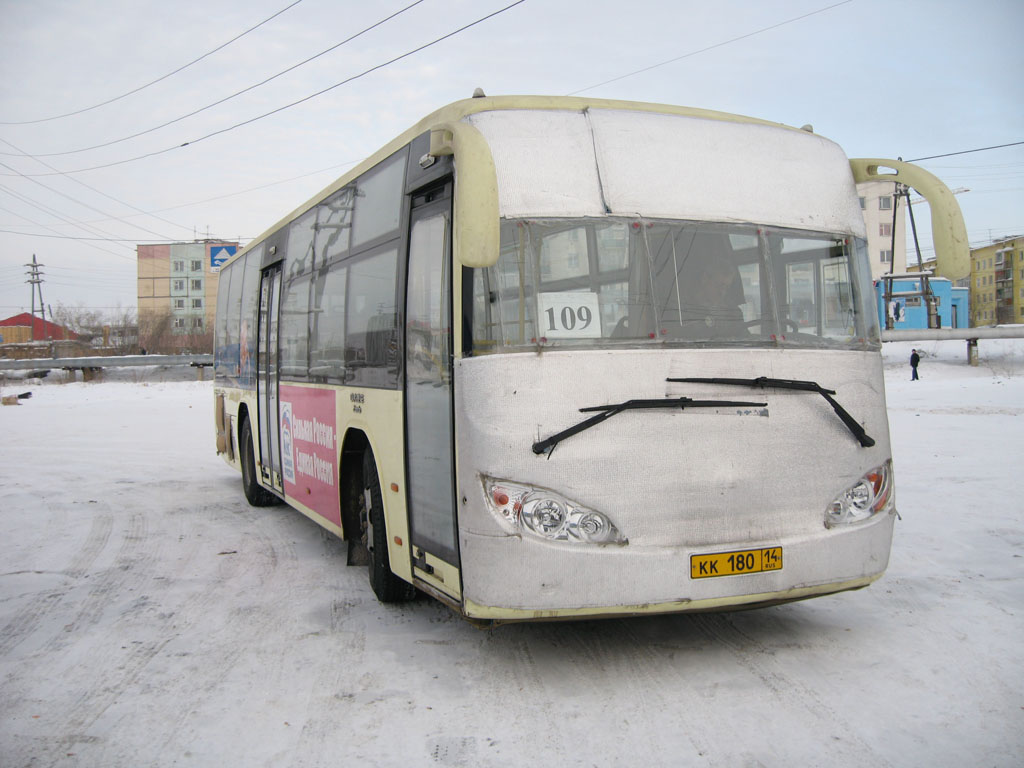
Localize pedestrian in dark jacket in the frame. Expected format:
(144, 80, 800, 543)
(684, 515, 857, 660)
(910, 349, 920, 381)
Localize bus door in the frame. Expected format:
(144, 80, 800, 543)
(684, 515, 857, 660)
(257, 264, 284, 492)
(404, 186, 459, 592)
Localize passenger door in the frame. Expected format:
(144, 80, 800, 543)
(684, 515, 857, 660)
(404, 185, 459, 592)
(257, 264, 284, 491)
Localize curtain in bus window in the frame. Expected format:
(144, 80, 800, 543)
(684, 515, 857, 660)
(351, 151, 406, 250)
(315, 187, 354, 263)
(279, 274, 311, 378)
(309, 264, 347, 380)
(345, 248, 399, 388)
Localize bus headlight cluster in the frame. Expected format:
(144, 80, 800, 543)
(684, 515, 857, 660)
(483, 479, 626, 545)
(825, 460, 894, 527)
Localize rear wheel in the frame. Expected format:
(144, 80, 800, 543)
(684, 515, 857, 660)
(362, 449, 416, 603)
(240, 416, 279, 507)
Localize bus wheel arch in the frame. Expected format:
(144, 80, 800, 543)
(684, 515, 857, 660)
(238, 408, 278, 507)
(346, 432, 415, 603)
(339, 429, 370, 565)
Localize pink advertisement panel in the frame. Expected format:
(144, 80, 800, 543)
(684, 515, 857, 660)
(279, 385, 340, 526)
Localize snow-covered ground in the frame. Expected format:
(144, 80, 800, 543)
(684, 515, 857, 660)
(1, 340, 1022, 767)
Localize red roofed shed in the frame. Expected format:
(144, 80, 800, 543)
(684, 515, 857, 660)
(0, 312, 78, 342)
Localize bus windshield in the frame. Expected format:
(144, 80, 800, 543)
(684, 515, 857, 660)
(471, 218, 879, 353)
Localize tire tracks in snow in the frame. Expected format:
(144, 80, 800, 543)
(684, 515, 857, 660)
(689, 612, 895, 767)
(0, 509, 113, 658)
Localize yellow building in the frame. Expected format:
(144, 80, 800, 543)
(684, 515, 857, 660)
(969, 235, 1024, 326)
(137, 241, 237, 351)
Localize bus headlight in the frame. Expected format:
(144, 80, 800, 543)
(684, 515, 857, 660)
(484, 479, 627, 545)
(825, 460, 894, 527)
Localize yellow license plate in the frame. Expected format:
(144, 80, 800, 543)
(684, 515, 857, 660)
(690, 547, 783, 579)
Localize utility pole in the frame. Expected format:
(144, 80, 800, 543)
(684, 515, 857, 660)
(25, 254, 48, 341)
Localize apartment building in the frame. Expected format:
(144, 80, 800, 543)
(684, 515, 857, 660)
(970, 236, 1024, 326)
(137, 241, 237, 351)
(857, 180, 907, 281)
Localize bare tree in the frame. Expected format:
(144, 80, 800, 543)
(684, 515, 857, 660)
(50, 302, 104, 340)
(108, 305, 139, 353)
(138, 311, 175, 354)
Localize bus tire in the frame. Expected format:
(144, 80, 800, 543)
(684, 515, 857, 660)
(240, 416, 278, 507)
(362, 449, 416, 603)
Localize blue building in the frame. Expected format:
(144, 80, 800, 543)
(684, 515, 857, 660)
(874, 276, 968, 330)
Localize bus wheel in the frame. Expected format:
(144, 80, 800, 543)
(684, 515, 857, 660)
(240, 417, 278, 507)
(362, 449, 416, 603)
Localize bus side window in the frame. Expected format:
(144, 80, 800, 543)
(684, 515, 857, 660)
(239, 247, 263, 389)
(345, 248, 399, 388)
(310, 264, 347, 381)
(315, 186, 354, 263)
(351, 151, 406, 250)
(214, 263, 233, 383)
(279, 274, 311, 379)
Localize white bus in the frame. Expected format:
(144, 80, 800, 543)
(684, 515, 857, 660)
(213, 95, 966, 623)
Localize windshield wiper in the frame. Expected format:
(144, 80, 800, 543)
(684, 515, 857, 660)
(667, 376, 875, 447)
(532, 397, 767, 456)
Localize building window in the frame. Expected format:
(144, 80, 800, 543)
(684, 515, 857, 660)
(192, 298, 203, 309)
(880, 250, 892, 263)
(173, 279, 185, 291)
(174, 298, 185, 309)
(191, 260, 202, 271)
(879, 196, 892, 211)
(879, 223, 892, 237)
(173, 317, 186, 328)
(858, 197, 866, 210)
(173, 260, 185, 273)
(191, 279, 203, 291)
(192, 317, 204, 329)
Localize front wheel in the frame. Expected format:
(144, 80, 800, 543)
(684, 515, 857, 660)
(240, 417, 279, 507)
(362, 450, 416, 603)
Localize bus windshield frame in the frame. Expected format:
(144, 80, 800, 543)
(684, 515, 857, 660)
(470, 217, 880, 354)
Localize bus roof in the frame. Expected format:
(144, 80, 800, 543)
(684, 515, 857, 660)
(225, 95, 815, 269)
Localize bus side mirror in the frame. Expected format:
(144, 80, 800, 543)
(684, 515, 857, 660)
(430, 122, 500, 269)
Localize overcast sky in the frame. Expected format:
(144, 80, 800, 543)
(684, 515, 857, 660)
(1, 0, 1021, 316)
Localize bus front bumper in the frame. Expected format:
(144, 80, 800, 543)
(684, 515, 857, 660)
(457, 511, 895, 622)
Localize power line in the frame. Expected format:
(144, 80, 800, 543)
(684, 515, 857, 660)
(0, 136, 193, 236)
(0, 157, 179, 242)
(907, 142, 1024, 162)
(0, 214, 137, 263)
(0, 0, 528, 179)
(0, 192, 136, 259)
(136, 161, 358, 215)
(567, 0, 854, 95)
(0, 228, 236, 243)
(2, 0, 427, 159)
(0, 0, 305, 126)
